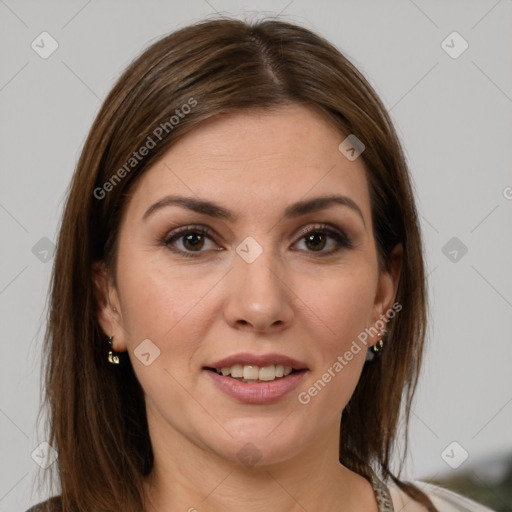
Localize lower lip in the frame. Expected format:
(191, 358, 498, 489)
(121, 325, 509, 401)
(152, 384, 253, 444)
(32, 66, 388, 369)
(204, 369, 308, 404)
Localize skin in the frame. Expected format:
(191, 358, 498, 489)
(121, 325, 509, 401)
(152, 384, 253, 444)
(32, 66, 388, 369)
(94, 104, 402, 511)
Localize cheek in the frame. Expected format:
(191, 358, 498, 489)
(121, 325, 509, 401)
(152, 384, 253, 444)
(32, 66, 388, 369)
(295, 281, 373, 418)
(296, 263, 377, 350)
(116, 244, 191, 336)
(115, 245, 224, 369)
(292, 263, 376, 412)
(114, 251, 208, 407)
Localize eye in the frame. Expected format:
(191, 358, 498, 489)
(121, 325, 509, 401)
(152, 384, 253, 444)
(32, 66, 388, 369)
(162, 223, 353, 259)
(292, 224, 353, 255)
(163, 225, 219, 258)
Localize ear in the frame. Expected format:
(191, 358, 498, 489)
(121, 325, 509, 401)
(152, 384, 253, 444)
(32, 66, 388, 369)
(91, 260, 127, 352)
(369, 244, 403, 342)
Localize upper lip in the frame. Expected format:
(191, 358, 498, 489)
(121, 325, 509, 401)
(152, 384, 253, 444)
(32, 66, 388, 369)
(206, 352, 308, 371)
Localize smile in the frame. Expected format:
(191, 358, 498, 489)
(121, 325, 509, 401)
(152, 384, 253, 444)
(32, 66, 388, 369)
(209, 364, 295, 382)
(203, 352, 309, 403)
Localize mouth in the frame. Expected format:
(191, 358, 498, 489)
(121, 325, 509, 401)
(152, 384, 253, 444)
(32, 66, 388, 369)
(202, 353, 309, 404)
(204, 364, 305, 383)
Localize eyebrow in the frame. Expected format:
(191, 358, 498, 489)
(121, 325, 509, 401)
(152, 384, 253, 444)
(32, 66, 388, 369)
(142, 194, 365, 227)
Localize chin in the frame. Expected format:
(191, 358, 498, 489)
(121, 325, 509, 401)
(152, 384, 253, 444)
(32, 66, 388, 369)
(199, 418, 308, 468)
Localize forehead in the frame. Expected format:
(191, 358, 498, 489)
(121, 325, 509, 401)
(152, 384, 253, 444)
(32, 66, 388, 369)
(123, 104, 371, 222)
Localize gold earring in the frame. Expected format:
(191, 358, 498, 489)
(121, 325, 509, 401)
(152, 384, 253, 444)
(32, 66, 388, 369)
(106, 335, 120, 364)
(370, 328, 387, 353)
(370, 338, 384, 353)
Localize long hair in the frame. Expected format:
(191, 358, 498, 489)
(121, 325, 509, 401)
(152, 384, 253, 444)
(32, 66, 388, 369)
(38, 17, 436, 511)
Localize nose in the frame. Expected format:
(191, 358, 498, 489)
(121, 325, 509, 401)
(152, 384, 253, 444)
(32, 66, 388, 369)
(223, 245, 294, 334)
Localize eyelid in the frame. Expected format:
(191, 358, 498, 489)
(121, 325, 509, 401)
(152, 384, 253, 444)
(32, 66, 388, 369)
(294, 222, 346, 240)
(163, 224, 216, 242)
(292, 223, 354, 252)
(162, 222, 353, 257)
(161, 224, 220, 259)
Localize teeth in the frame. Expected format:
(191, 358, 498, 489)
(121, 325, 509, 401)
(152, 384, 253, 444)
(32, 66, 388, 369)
(258, 365, 276, 381)
(231, 364, 243, 378)
(216, 364, 294, 381)
(243, 365, 259, 380)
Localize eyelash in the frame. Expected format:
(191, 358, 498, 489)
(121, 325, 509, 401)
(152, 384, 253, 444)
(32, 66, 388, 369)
(162, 224, 353, 259)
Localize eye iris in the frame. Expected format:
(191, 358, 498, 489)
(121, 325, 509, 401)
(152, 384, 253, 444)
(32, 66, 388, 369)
(305, 232, 326, 251)
(183, 233, 204, 251)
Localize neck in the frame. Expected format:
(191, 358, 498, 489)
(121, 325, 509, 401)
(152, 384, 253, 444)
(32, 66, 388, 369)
(142, 417, 378, 512)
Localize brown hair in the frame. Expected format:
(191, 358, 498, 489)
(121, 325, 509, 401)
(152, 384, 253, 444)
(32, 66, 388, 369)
(37, 17, 437, 511)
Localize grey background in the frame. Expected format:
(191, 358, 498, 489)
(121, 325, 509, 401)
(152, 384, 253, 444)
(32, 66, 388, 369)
(1, 1, 511, 510)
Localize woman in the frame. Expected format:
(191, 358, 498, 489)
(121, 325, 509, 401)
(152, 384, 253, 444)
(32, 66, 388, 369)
(27, 18, 494, 512)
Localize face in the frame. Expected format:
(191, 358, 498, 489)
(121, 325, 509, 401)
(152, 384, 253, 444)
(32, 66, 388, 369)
(95, 104, 400, 467)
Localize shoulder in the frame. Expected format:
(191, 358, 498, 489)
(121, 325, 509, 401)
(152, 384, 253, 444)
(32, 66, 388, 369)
(25, 495, 62, 512)
(388, 481, 496, 512)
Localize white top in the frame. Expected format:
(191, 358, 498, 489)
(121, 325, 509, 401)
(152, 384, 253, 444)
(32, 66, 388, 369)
(25, 480, 498, 512)
(388, 481, 496, 511)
